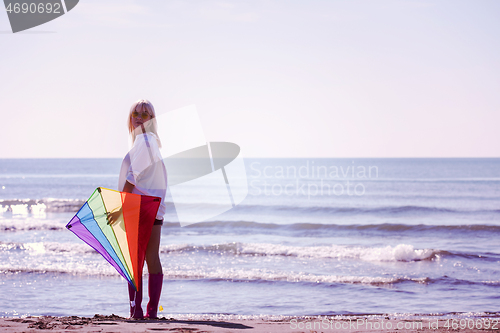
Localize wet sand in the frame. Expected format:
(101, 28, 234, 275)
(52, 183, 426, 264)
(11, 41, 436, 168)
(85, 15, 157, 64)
(0, 314, 498, 332)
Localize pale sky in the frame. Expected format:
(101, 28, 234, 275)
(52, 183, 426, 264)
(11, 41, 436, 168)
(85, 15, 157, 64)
(1, 0, 499, 158)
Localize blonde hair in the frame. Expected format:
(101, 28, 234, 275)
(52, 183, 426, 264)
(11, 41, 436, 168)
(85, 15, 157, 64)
(127, 99, 162, 148)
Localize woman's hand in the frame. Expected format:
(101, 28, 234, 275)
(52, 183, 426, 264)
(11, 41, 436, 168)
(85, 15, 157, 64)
(107, 181, 135, 225)
(107, 209, 122, 226)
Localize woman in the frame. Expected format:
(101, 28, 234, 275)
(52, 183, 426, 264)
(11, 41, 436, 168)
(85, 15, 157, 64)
(118, 99, 167, 319)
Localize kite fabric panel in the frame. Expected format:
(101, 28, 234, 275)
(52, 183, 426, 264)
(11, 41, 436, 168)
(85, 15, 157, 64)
(66, 187, 161, 291)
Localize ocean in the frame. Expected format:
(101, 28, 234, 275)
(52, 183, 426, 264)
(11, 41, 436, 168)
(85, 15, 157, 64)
(0, 158, 499, 318)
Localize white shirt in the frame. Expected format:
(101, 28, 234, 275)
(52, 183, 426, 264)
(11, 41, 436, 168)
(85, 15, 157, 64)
(118, 132, 167, 219)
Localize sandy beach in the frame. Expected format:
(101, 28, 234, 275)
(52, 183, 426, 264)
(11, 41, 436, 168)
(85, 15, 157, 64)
(1, 314, 498, 332)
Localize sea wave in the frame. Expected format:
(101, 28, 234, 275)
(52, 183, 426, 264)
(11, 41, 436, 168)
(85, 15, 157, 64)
(2, 264, 499, 288)
(163, 221, 500, 234)
(2, 198, 499, 217)
(228, 204, 500, 216)
(161, 269, 430, 285)
(3, 217, 500, 236)
(159, 243, 440, 262)
(0, 241, 96, 254)
(0, 220, 66, 231)
(4, 236, 500, 263)
(0, 240, 439, 262)
(0, 265, 433, 285)
(0, 199, 84, 214)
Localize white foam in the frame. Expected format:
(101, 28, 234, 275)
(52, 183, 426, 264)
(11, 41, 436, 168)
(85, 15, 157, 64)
(11, 204, 28, 215)
(159, 313, 292, 321)
(30, 203, 47, 216)
(158, 312, 500, 321)
(255, 243, 434, 261)
(23, 242, 95, 255)
(0, 252, 425, 286)
(0, 241, 96, 255)
(178, 242, 438, 262)
(361, 244, 435, 262)
(161, 267, 425, 285)
(0, 199, 84, 214)
(0, 263, 118, 276)
(0, 220, 66, 231)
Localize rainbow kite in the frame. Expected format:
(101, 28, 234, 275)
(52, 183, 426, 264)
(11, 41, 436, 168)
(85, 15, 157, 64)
(66, 187, 161, 291)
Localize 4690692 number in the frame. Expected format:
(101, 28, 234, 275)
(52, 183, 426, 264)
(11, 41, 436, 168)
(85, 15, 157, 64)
(6, 2, 61, 14)
(443, 318, 499, 330)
